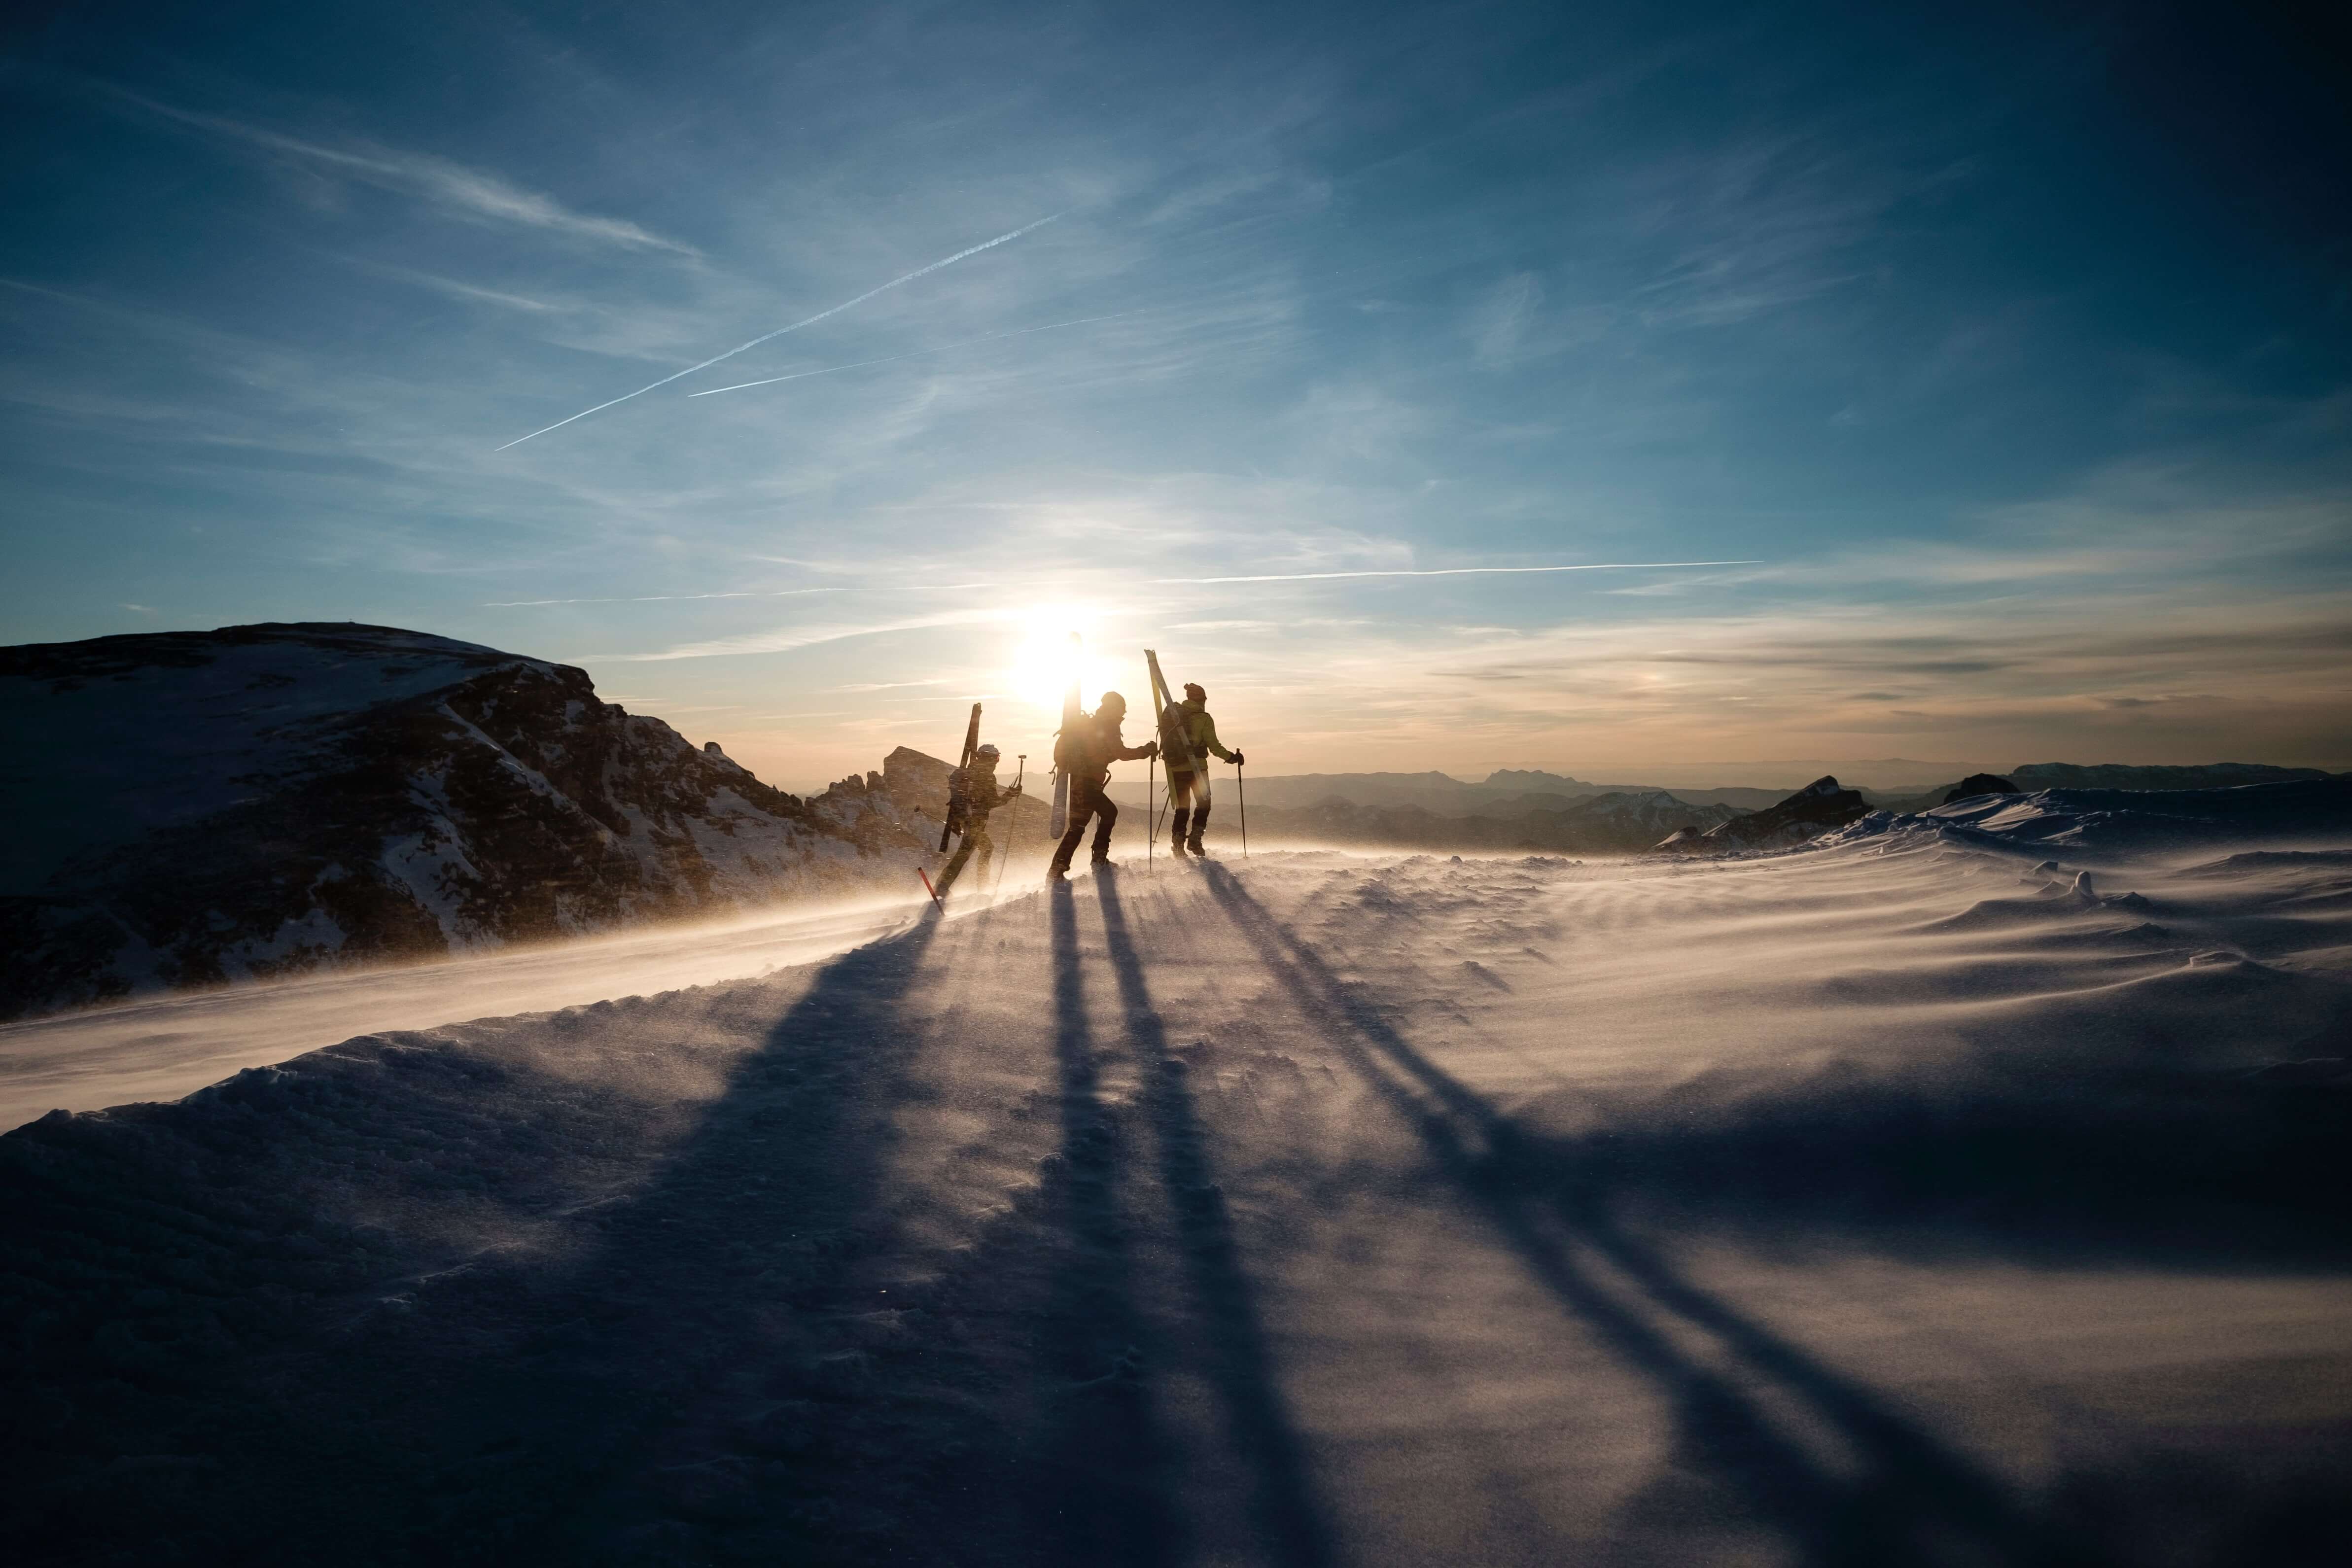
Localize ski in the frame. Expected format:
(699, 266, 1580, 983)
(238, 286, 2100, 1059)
(1048, 632, 1079, 839)
(1144, 650, 1197, 768)
(939, 701, 982, 852)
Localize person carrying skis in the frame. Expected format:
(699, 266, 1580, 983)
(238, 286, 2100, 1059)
(1046, 693, 1158, 880)
(934, 744, 1021, 898)
(1163, 681, 1244, 857)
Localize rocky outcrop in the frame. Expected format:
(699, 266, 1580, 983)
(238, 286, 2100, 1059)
(0, 623, 932, 1019)
(1942, 773, 2020, 804)
(1654, 776, 1870, 854)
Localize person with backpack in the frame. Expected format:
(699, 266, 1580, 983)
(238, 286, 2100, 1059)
(934, 744, 1020, 898)
(1162, 681, 1244, 858)
(1045, 693, 1158, 880)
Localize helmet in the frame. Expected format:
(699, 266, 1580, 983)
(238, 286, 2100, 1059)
(1183, 682, 1206, 702)
(1098, 691, 1127, 713)
(974, 743, 999, 762)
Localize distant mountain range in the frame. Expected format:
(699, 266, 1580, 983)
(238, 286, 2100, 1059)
(1226, 789, 1747, 855)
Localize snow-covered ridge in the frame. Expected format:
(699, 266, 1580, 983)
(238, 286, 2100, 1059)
(0, 623, 938, 1019)
(1823, 777, 2352, 858)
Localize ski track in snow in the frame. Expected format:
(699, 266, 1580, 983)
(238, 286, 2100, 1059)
(5, 839, 2352, 1564)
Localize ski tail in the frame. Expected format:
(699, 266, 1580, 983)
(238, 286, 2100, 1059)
(919, 867, 943, 907)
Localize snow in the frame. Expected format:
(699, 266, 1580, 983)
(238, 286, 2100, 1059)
(4, 825, 2350, 1563)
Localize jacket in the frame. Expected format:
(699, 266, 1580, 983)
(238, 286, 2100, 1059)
(1072, 711, 1155, 785)
(1162, 698, 1234, 774)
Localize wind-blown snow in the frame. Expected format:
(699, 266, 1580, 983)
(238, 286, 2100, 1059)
(4, 825, 2349, 1563)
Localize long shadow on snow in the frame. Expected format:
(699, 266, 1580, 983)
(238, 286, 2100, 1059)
(0, 906, 991, 1567)
(1093, 867, 1336, 1568)
(1198, 862, 2099, 1568)
(394, 904, 977, 1566)
(1026, 880, 1183, 1568)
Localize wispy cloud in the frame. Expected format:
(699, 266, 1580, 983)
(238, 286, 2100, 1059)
(585, 610, 1001, 662)
(106, 87, 698, 256)
(1156, 560, 1762, 585)
(484, 587, 843, 608)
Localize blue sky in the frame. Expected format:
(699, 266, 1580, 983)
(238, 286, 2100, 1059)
(3, 0, 2347, 788)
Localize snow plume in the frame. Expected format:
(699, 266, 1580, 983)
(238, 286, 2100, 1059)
(493, 213, 1063, 450)
(1155, 560, 1762, 584)
(688, 311, 1145, 397)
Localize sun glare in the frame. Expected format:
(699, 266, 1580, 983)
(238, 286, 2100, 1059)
(1005, 604, 1120, 715)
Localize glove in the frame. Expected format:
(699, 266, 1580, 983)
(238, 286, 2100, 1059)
(1230, 750, 1245, 767)
(1144, 741, 1160, 758)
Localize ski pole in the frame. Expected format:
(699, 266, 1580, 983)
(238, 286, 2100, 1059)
(992, 756, 1024, 899)
(1236, 758, 1248, 858)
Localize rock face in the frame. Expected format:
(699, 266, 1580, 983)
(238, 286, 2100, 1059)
(1655, 776, 1871, 853)
(805, 745, 1053, 854)
(0, 623, 933, 1019)
(1942, 773, 2020, 804)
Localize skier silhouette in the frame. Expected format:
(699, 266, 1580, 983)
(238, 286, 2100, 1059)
(1163, 681, 1243, 857)
(935, 744, 1020, 897)
(1046, 693, 1158, 880)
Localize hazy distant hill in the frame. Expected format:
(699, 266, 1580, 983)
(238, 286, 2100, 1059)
(2010, 763, 2337, 792)
(1109, 769, 1788, 813)
(1235, 789, 1745, 854)
(0, 624, 932, 1019)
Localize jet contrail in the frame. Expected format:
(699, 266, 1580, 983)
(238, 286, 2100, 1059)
(493, 212, 1062, 451)
(689, 311, 1143, 396)
(1154, 560, 1763, 584)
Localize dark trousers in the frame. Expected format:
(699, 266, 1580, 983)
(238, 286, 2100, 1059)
(1049, 779, 1117, 870)
(934, 819, 992, 895)
(1166, 769, 1210, 848)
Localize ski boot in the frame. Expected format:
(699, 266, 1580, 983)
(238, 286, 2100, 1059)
(1169, 807, 1191, 857)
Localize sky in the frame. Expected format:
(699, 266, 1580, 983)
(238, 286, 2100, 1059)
(2, 0, 2348, 792)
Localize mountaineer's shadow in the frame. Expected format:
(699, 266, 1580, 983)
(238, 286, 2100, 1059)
(1195, 862, 2093, 1568)
(1028, 879, 1182, 1568)
(1094, 867, 1335, 1568)
(439, 904, 968, 1560)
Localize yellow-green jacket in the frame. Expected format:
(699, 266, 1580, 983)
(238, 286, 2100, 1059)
(1165, 698, 1235, 774)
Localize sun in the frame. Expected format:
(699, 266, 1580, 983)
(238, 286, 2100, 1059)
(1004, 604, 1117, 715)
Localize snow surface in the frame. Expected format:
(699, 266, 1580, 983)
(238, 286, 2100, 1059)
(0, 893, 930, 1131)
(5, 832, 2351, 1563)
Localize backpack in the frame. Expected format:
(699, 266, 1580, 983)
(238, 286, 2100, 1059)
(1052, 710, 1095, 774)
(946, 765, 972, 826)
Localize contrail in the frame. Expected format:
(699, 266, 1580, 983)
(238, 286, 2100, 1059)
(1155, 560, 1763, 585)
(494, 212, 1062, 450)
(687, 311, 1143, 396)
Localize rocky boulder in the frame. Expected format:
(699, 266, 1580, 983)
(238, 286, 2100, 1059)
(1942, 773, 2020, 804)
(1654, 776, 1870, 854)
